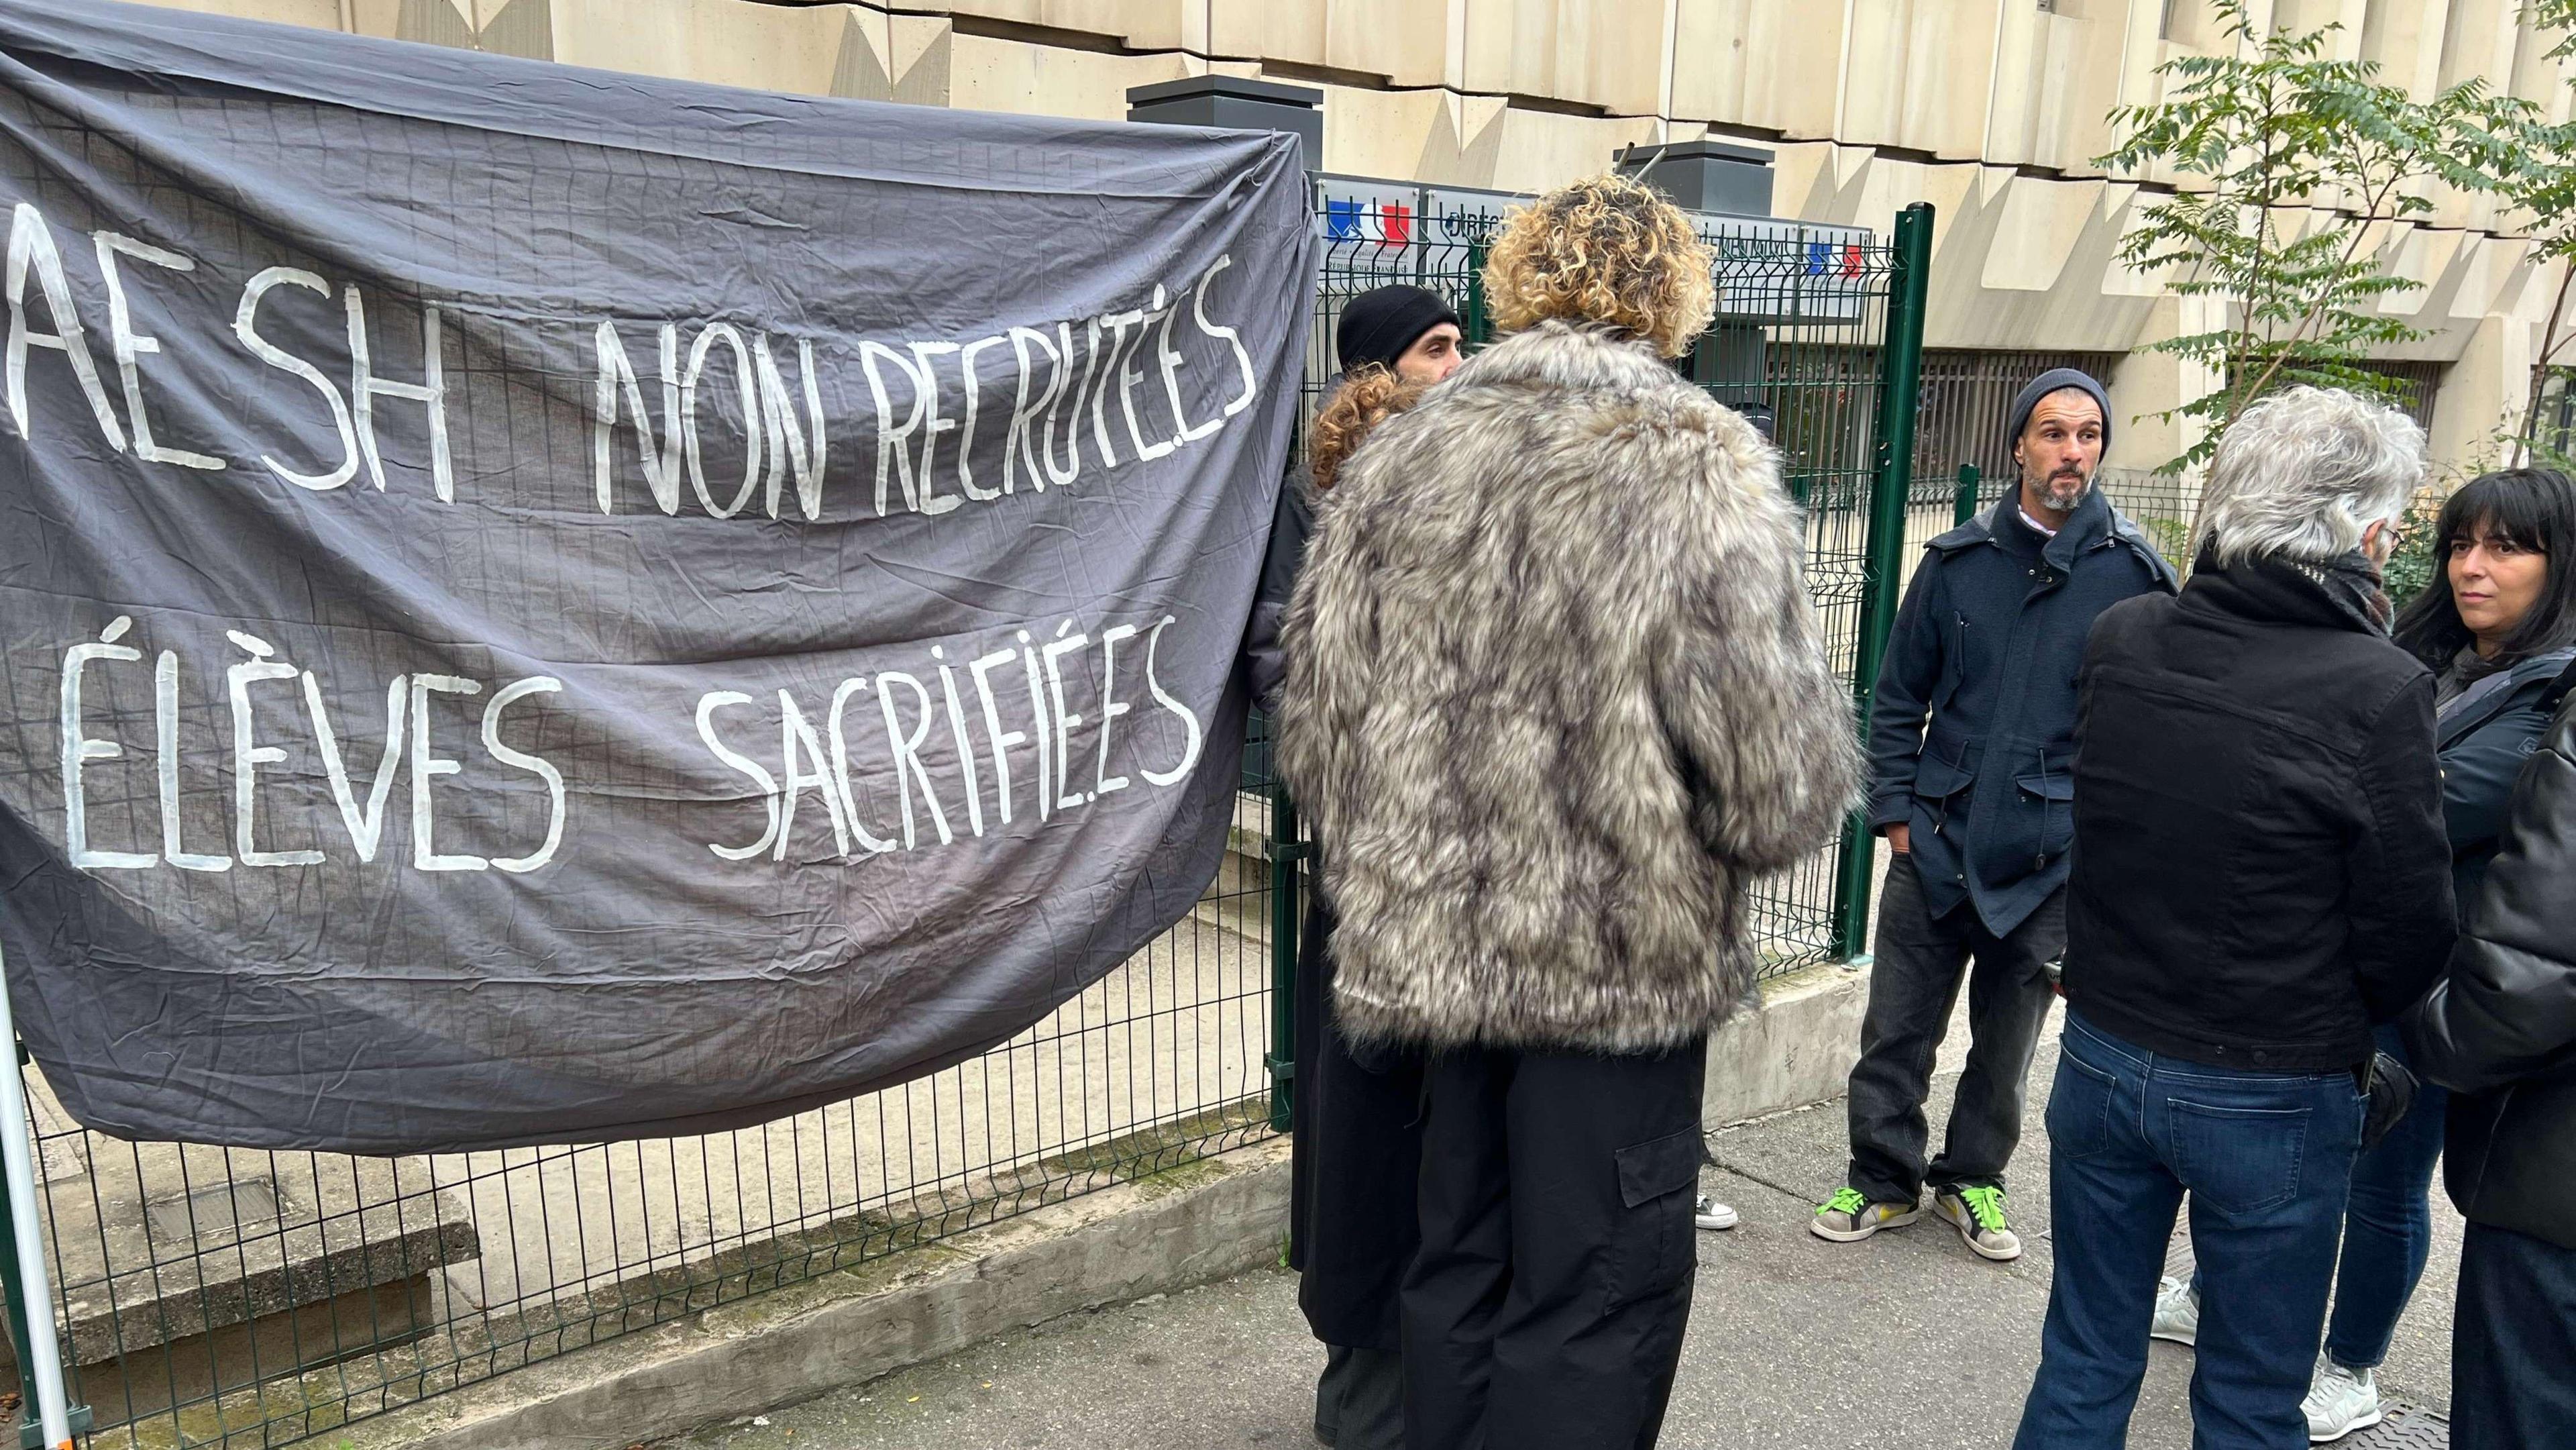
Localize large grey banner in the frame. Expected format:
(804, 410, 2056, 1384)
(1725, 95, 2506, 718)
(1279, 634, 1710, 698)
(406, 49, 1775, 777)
(0, 0, 1309, 1152)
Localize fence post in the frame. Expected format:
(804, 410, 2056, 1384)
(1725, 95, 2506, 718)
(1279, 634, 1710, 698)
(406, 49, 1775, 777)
(0, 1106, 35, 1449)
(1953, 462, 1981, 526)
(1267, 781, 1303, 1133)
(1831, 202, 1933, 962)
(1463, 240, 1491, 346)
(0, 955, 79, 1450)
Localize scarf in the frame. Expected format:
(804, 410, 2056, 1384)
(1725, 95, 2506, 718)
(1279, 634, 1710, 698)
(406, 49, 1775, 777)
(2192, 544, 2395, 635)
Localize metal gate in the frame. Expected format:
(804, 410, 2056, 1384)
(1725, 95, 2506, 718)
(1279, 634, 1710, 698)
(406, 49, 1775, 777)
(0, 189, 1931, 1450)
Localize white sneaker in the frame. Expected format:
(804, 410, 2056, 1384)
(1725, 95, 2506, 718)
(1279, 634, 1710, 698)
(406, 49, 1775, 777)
(1693, 1194, 1738, 1231)
(2149, 1275, 2199, 1347)
(2302, 1355, 2382, 1443)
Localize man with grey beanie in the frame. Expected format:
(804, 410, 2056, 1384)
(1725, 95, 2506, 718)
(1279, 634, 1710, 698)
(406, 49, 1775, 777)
(1813, 368, 2177, 1261)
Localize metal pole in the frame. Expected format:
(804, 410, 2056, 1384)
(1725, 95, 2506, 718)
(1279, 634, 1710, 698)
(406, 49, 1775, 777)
(1832, 202, 1934, 961)
(1464, 240, 1490, 346)
(0, 946, 73, 1450)
(1953, 462, 1982, 526)
(1265, 782, 1303, 1133)
(0, 1129, 38, 1447)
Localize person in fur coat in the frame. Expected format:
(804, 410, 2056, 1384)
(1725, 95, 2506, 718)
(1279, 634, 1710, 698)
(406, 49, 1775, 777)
(1276, 174, 1861, 1450)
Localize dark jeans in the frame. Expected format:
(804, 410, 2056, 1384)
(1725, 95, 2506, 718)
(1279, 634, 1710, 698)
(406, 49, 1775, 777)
(1403, 1040, 1708, 1450)
(1845, 853, 2063, 1203)
(2015, 1013, 2366, 1450)
(2453, 1221, 2576, 1450)
(2184, 1024, 2448, 1370)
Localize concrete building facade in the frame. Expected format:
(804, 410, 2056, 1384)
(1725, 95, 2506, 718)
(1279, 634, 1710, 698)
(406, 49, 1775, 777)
(132, 0, 2576, 473)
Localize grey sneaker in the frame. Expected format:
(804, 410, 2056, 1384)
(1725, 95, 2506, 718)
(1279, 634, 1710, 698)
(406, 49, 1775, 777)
(1931, 1184, 2023, 1261)
(1810, 1186, 1920, 1242)
(1693, 1194, 1738, 1231)
(2151, 1275, 2200, 1347)
(2303, 1355, 2382, 1442)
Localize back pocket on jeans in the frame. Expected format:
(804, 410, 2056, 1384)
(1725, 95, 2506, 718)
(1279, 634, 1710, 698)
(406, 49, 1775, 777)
(2169, 1099, 2309, 1216)
(1606, 1129, 1700, 1312)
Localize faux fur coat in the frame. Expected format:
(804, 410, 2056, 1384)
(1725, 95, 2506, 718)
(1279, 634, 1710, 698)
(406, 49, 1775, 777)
(1275, 320, 1861, 1055)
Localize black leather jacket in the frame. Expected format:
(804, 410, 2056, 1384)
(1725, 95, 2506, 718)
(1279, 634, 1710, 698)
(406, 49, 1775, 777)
(2408, 662, 2576, 1250)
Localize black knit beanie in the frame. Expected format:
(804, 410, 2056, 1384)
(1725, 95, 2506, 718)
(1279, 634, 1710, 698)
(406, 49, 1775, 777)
(2006, 367, 2113, 457)
(1335, 285, 1462, 374)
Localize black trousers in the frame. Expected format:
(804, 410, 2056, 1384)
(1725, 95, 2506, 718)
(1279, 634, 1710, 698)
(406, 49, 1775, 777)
(1315, 1343, 1405, 1449)
(1291, 892, 1426, 1353)
(1845, 854, 2063, 1204)
(2453, 1221, 2576, 1450)
(1402, 1040, 1708, 1450)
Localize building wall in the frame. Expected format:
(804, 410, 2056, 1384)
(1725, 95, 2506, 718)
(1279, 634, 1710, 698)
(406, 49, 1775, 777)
(131, 0, 2576, 470)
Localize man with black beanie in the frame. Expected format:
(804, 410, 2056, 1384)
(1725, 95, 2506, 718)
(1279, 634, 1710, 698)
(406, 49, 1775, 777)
(1813, 367, 2178, 1263)
(1247, 284, 1466, 709)
(1332, 284, 1464, 384)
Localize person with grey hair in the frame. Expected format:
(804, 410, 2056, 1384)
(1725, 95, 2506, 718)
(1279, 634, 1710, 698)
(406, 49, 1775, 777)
(2014, 386, 2458, 1449)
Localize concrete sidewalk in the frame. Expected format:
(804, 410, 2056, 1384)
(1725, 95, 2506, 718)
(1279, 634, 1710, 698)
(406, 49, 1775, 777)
(653, 1007, 2464, 1449)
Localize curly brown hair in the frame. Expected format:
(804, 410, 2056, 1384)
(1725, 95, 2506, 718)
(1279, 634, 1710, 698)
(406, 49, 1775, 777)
(1309, 366, 1427, 493)
(1483, 173, 1715, 358)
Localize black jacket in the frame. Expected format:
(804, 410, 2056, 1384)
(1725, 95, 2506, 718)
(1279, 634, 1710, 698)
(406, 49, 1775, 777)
(1866, 491, 2176, 935)
(2408, 666, 2576, 1250)
(2060, 556, 2457, 1072)
(1244, 477, 1311, 715)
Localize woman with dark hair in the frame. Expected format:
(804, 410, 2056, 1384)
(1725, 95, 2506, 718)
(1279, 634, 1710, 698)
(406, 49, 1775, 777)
(1277, 361, 1426, 1450)
(2407, 666, 2576, 1450)
(2152, 466, 2576, 1439)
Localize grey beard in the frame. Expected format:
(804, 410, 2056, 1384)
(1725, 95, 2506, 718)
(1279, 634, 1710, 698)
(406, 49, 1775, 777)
(2032, 470, 2094, 513)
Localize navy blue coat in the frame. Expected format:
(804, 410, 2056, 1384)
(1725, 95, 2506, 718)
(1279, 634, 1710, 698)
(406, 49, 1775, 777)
(1866, 489, 2177, 935)
(2437, 645, 2576, 904)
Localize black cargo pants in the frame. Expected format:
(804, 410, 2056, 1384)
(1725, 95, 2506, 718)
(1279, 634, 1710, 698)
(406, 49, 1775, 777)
(1401, 1039, 1709, 1450)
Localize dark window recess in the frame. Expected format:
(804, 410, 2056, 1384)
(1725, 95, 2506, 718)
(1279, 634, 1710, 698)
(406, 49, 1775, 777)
(1911, 350, 2125, 506)
(2345, 359, 2443, 435)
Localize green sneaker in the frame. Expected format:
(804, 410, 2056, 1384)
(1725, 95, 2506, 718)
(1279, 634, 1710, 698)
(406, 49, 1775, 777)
(1932, 1184, 2023, 1261)
(1810, 1185, 1921, 1243)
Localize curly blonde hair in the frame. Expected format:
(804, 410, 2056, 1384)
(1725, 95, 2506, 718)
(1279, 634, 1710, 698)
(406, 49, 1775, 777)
(1309, 366, 1427, 493)
(1483, 173, 1715, 358)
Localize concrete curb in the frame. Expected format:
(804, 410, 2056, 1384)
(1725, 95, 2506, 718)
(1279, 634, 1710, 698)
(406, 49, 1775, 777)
(330, 1140, 1294, 1450)
(1705, 960, 1868, 1128)
(319, 963, 1870, 1449)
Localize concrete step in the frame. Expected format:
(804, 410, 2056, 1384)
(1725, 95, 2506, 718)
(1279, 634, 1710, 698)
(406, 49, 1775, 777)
(3, 1082, 482, 1426)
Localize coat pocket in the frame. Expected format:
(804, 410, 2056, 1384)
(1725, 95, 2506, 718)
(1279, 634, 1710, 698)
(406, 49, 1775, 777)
(1914, 755, 1974, 801)
(1605, 1129, 1701, 1312)
(2016, 770, 2077, 861)
(1929, 613, 1969, 711)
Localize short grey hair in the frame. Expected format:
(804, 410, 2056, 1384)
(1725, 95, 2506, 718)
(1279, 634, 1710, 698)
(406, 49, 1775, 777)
(2200, 386, 2426, 567)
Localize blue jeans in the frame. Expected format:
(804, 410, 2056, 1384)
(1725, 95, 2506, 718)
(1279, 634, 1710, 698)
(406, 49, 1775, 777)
(2015, 1013, 2367, 1450)
(2325, 1025, 2447, 1368)
(2184, 1024, 2448, 1369)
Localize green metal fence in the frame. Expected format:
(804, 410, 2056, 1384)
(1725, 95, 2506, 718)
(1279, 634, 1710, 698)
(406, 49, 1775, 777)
(1, 181, 1930, 1450)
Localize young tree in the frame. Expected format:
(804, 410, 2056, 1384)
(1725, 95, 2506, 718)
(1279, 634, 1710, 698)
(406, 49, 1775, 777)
(2502, 0, 2576, 466)
(2098, 0, 2522, 476)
